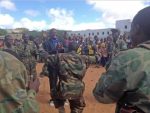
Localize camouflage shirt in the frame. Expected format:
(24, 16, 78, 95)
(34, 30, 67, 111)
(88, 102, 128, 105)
(93, 40, 150, 113)
(3, 45, 22, 61)
(0, 51, 39, 113)
(41, 52, 88, 99)
(41, 52, 88, 80)
(17, 41, 37, 81)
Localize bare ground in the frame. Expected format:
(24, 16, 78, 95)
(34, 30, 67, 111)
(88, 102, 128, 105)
(36, 64, 115, 113)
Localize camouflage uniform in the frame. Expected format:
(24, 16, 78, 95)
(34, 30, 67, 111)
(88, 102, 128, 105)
(93, 41, 150, 113)
(3, 46, 22, 61)
(41, 52, 88, 113)
(17, 40, 37, 81)
(0, 51, 39, 113)
(3, 35, 37, 81)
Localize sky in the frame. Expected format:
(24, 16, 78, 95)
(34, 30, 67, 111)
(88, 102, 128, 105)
(0, 0, 149, 31)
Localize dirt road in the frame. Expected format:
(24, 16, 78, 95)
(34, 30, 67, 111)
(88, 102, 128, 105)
(36, 64, 115, 113)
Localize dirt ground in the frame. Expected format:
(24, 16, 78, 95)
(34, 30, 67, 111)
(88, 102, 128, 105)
(36, 63, 115, 113)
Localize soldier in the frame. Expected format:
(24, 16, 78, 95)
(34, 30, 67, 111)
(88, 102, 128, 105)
(40, 45, 89, 113)
(42, 28, 64, 54)
(107, 36, 115, 60)
(17, 34, 38, 81)
(93, 6, 150, 113)
(0, 51, 40, 113)
(42, 28, 64, 105)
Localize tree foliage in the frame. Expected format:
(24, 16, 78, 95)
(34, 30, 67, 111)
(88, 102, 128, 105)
(0, 29, 7, 36)
(26, 30, 43, 38)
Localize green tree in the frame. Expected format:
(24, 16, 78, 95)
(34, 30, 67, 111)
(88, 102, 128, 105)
(15, 28, 29, 33)
(0, 29, 7, 36)
(26, 30, 43, 38)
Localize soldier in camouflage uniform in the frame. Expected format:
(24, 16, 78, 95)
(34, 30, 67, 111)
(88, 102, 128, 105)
(93, 6, 150, 113)
(17, 34, 38, 81)
(40, 46, 89, 113)
(0, 51, 40, 113)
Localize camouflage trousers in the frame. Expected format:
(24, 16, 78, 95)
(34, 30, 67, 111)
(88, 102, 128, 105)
(47, 68, 86, 113)
(53, 96, 86, 113)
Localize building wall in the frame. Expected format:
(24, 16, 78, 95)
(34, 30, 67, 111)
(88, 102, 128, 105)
(116, 19, 131, 35)
(67, 28, 112, 39)
(67, 19, 132, 40)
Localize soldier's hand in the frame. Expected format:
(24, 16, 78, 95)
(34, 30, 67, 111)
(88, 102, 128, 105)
(29, 78, 40, 93)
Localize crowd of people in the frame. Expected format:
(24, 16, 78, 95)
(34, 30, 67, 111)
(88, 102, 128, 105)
(0, 6, 149, 113)
(0, 26, 132, 69)
(62, 33, 132, 67)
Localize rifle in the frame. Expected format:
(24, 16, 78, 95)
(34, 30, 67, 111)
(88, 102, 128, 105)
(116, 89, 145, 113)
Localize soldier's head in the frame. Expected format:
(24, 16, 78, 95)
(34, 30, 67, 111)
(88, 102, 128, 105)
(22, 34, 29, 43)
(130, 6, 150, 47)
(49, 28, 57, 38)
(4, 35, 14, 48)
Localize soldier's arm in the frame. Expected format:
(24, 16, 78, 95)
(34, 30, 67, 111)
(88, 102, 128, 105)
(39, 50, 49, 76)
(12, 89, 39, 113)
(40, 54, 57, 77)
(20, 90, 39, 113)
(19, 78, 40, 113)
(13, 67, 40, 113)
(93, 53, 127, 104)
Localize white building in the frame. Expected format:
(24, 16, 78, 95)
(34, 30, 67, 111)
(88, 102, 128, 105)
(67, 28, 113, 39)
(116, 19, 131, 35)
(67, 19, 132, 39)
